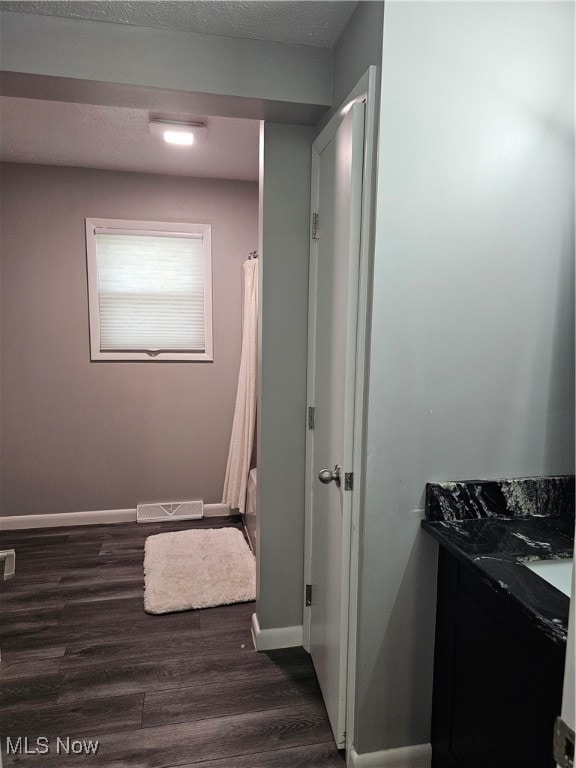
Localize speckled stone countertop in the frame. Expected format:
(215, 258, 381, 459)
(422, 476, 574, 646)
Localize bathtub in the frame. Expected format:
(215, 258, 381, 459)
(245, 467, 258, 556)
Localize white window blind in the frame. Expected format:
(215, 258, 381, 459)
(86, 219, 213, 361)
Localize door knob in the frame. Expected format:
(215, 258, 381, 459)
(318, 465, 341, 488)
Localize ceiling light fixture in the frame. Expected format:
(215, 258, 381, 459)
(163, 130, 195, 146)
(149, 119, 208, 146)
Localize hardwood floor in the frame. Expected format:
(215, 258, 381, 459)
(0, 518, 345, 767)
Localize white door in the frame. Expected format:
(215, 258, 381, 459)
(305, 101, 365, 749)
(555, 518, 575, 767)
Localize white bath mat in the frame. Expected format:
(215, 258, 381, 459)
(144, 527, 255, 614)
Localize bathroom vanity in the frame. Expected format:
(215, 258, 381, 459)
(422, 476, 574, 768)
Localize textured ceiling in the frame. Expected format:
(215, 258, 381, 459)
(0, 97, 260, 180)
(0, 1, 358, 47)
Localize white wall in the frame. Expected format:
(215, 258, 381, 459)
(355, 0, 575, 754)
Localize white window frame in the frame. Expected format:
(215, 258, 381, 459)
(85, 218, 213, 362)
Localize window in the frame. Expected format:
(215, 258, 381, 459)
(86, 219, 213, 361)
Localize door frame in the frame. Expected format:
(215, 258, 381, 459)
(303, 66, 380, 758)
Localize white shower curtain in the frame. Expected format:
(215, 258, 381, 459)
(222, 258, 259, 514)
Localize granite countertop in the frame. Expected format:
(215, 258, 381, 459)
(422, 476, 575, 646)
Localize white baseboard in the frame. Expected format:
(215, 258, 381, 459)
(0, 509, 136, 530)
(0, 503, 235, 530)
(251, 612, 303, 651)
(349, 743, 431, 768)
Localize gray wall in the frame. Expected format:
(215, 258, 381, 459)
(317, 1, 384, 133)
(0, 10, 332, 125)
(254, 1, 384, 634)
(332, 1, 384, 109)
(355, 0, 575, 754)
(0, 162, 258, 516)
(257, 123, 315, 630)
(0, 7, 325, 633)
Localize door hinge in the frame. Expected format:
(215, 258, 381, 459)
(345, 473, 353, 491)
(554, 716, 575, 768)
(312, 213, 319, 240)
(308, 406, 315, 430)
(305, 584, 312, 607)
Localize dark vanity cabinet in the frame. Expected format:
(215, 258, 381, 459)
(431, 548, 565, 768)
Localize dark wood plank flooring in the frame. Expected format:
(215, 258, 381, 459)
(0, 518, 345, 767)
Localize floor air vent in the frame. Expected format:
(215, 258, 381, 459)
(137, 500, 204, 523)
